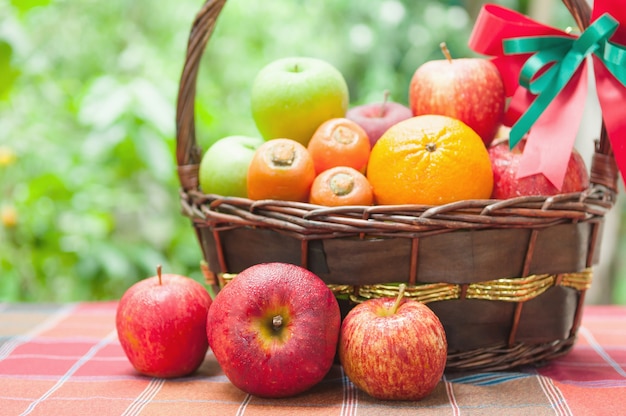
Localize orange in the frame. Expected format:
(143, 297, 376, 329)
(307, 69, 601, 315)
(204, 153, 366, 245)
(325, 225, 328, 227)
(309, 166, 374, 207)
(307, 118, 370, 174)
(366, 115, 493, 205)
(247, 138, 316, 202)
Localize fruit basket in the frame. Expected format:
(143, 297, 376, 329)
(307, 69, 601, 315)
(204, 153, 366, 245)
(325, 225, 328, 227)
(176, 0, 621, 372)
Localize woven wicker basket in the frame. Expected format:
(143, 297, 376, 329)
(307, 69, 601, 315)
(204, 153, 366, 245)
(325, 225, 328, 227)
(175, 0, 619, 372)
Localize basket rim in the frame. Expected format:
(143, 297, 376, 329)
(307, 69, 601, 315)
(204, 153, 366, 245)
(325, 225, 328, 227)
(180, 186, 614, 235)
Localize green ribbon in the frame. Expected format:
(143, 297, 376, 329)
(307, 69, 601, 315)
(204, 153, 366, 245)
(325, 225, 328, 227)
(503, 13, 626, 148)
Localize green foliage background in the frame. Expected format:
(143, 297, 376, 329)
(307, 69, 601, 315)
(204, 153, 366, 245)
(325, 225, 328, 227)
(1, 0, 625, 303)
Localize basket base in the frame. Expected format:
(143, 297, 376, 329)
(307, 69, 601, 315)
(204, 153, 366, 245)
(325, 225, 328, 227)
(445, 336, 576, 373)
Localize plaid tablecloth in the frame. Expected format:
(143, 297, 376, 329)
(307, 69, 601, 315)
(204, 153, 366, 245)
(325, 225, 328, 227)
(0, 302, 624, 415)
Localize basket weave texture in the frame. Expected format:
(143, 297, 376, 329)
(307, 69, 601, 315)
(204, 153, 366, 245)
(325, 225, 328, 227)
(176, 0, 619, 372)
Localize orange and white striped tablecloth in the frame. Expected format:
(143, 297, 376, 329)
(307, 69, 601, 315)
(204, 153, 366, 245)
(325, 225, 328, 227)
(1, 302, 624, 415)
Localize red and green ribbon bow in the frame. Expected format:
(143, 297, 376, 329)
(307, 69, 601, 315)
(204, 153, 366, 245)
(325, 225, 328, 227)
(469, 2, 626, 189)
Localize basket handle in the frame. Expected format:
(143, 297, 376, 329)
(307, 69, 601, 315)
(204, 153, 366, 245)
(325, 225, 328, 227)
(175, 0, 619, 194)
(176, 0, 227, 191)
(561, 0, 619, 193)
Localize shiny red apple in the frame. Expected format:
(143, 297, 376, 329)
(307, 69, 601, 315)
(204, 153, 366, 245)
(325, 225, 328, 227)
(346, 91, 413, 147)
(116, 266, 212, 378)
(409, 43, 505, 146)
(488, 138, 590, 199)
(207, 262, 341, 398)
(339, 284, 447, 401)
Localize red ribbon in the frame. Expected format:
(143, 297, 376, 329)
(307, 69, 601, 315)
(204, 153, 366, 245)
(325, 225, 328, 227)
(469, 2, 626, 189)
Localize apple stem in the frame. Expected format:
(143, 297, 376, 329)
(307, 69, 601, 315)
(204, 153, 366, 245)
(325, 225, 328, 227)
(390, 283, 406, 315)
(378, 89, 390, 118)
(272, 315, 283, 330)
(440, 42, 453, 63)
(156, 264, 162, 285)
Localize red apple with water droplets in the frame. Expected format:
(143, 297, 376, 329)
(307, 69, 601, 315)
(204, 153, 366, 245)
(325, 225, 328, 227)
(409, 42, 505, 146)
(116, 266, 212, 378)
(207, 262, 341, 398)
(488, 138, 590, 198)
(339, 284, 447, 401)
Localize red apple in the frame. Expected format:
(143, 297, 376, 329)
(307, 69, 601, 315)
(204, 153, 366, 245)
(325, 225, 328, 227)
(346, 91, 413, 147)
(116, 266, 212, 378)
(339, 284, 447, 401)
(409, 42, 505, 146)
(207, 262, 341, 398)
(489, 138, 590, 199)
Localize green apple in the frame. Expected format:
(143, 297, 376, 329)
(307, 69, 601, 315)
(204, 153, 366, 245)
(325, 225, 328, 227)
(198, 135, 264, 197)
(251, 56, 349, 146)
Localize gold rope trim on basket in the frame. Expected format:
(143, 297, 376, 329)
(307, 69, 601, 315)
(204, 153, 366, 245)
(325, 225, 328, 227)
(331, 283, 460, 304)
(330, 269, 593, 303)
(217, 269, 592, 303)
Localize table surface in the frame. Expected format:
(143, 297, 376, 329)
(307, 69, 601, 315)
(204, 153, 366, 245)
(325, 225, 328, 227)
(0, 302, 624, 416)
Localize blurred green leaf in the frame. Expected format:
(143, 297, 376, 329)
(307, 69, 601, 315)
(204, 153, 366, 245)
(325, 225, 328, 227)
(10, 0, 52, 13)
(0, 41, 20, 99)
